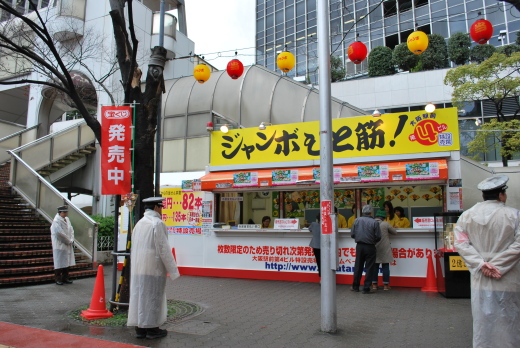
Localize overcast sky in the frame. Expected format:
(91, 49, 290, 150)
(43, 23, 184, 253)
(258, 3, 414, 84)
(184, 0, 256, 70)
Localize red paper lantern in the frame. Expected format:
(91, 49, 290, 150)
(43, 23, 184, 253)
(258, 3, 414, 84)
(470, 19, 493, 44)
(226, 59, 244, 79)
(347, 41, 368, 64)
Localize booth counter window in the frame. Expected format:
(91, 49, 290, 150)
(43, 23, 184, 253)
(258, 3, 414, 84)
(213, 185, 443, 230)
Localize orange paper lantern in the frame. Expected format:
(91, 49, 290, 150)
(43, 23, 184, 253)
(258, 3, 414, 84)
(470, 19, 493, 44)
(193, 64, 210, 83)
(407, 31, 429, 55)
(276, 51, 295, 73)
(347, 41, 368, 64)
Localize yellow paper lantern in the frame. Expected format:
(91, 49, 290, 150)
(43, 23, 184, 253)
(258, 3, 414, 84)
(407, 31, 429, 55)
(193, 64, 210, 83)
(276, 51, 295, 73)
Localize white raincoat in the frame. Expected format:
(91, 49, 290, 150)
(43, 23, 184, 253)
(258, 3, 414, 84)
(127, 209, 180, 328)
(50, 213, 76, 269)
(454, 200, 520, 348)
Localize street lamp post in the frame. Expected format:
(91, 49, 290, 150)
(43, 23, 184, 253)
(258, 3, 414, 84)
(317, 0, 337, 333)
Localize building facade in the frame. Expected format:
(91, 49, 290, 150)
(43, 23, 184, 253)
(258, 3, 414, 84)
(255, 0, 520, 83)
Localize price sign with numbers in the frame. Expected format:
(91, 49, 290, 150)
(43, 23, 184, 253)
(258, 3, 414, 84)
(160, 188, 204, 235)
(449, 255, 469, 271)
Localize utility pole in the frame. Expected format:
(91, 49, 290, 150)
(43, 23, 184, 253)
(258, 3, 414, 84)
(317, 0, 337, 333)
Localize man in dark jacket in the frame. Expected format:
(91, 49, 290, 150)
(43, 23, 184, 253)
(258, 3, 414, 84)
(351, 204, 382, 294)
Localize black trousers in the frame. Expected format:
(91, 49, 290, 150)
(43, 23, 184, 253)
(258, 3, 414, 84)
(312, 248, 321, 277)
(352, 243, 377, 291)
(54, 267, 70, 282)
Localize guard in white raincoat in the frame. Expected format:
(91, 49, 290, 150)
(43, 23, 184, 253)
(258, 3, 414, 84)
(454, 175, 520, 348)
(128, 197, 180, 340)
(50, 205, 75, 285)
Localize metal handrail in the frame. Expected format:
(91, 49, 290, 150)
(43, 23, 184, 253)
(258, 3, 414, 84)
(10, 120, 96, 172)
(8, 149, 98, 262)
(0, 124, 39, 164)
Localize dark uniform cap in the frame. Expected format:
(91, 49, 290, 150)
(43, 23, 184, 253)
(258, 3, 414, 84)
(142, 197, 165, 206)
(477, 175, 509, 192)
(57, 205, 68, 212)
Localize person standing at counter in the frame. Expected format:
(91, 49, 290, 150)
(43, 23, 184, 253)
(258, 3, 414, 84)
(454, 175, 520, 347)
(372, 210, 397, 291)
(335, 207, 347, 228)
(347, 204, 357, 228)
(351, 204, 381, 294)
(308, 215, 321, 278)
(261, 216, 272, 228)
(393, 206, 410, 228)
(383, 201, 398, 227)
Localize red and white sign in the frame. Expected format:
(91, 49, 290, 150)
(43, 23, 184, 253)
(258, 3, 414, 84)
(321, 200, 332, 234)
(101, 106, 132, 195)
(412, 216, 443, 230)
(274, 218, 299, 230)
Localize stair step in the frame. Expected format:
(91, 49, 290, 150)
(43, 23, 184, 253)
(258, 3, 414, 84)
(0, 229, 50, 235)
(0, 222, 50, 228)
(0, 242, 52, 249)
(0, 216, 46, 222)
(0, 262, 91, 276)
(0, 257, 54, 266)
(0, 268, 97, 286)
(0, 235, 51, 242)
(0, 249, 53, 258)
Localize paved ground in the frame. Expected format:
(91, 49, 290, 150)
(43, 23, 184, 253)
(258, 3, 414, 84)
(0, 265, 472, 348)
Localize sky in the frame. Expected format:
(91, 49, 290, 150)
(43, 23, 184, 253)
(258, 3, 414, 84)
(184, 0, 256, 70)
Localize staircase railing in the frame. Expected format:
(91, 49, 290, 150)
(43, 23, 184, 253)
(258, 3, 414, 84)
(7, 120, 98, 263)
(0, 124, 39, 164)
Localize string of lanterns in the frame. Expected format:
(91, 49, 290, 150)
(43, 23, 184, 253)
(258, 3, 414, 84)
(193, 18, 495, 84)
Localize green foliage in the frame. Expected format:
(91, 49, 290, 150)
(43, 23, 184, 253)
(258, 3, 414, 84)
(448, 32, 471, 65)
(445, 52, 520, 165)
(392, 42, 419, 71)
(517, 31, 520, 45)
(330, 55, 346, 82)
(470, 44, 496, 63)
(410, 57, 423, 72)
(90, 214, 115, 237)
(422, 34, 449, 70)
(368, 46, 396, 77)
(467, 119, 520, 164)
(496, 44, 520, 57)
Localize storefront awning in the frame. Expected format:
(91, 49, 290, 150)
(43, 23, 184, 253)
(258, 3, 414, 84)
(200, 159, 448, 191)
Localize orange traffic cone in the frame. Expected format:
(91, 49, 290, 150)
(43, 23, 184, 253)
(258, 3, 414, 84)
(81, 265, 114, 319)
(421, 253, 438, 292)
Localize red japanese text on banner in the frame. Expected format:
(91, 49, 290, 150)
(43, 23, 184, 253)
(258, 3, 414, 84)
(101, 106, 132, 195)
(321, 200, 332, 235)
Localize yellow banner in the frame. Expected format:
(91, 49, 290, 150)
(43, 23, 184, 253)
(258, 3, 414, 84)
(210, 108, 460, 167)
(160, 187, 203, 235)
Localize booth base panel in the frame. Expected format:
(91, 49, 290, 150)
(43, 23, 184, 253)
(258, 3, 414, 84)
(177, 267, 427, 288)
(116, 262, 426, 288)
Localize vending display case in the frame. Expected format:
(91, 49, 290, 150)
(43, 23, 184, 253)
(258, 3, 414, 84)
(434, 212, 470, 298)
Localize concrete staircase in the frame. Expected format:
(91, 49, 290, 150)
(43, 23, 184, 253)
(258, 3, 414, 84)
(0, 162, 97, 287)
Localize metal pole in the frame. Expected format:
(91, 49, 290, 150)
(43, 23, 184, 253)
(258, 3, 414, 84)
(317, 0, 337, 333)
(154, 0, 166, 196)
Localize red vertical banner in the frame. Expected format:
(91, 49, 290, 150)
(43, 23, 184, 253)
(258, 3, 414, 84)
(321, 200, 332, 234)
(101, 106, 132, 195)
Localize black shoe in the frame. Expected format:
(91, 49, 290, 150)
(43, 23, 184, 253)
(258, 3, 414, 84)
(146, 328, 168, 339)
(63, 280, 73, 284)
(350, 286, 359, 292)
(56, 281, 63, 285)
(362, 288, 371, 294)
(135, 327, 147, 339)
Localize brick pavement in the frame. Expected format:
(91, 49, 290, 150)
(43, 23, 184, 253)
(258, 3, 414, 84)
(0, 265, 472, 347)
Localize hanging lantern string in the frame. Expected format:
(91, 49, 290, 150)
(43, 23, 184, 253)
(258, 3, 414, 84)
(187, 1, 512, 64)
